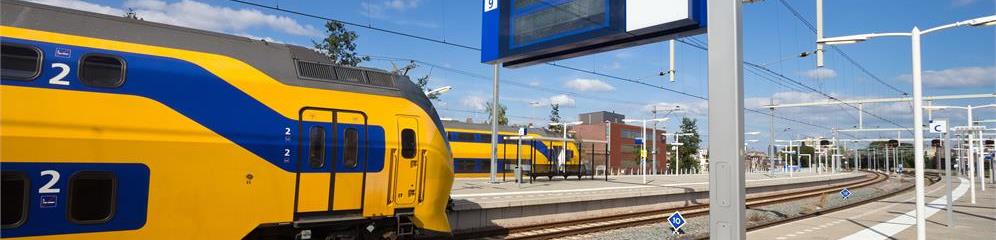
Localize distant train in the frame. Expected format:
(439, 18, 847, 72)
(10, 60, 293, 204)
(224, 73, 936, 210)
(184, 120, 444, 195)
(0, 1, 452, 239)
(442, 121, 583, 179)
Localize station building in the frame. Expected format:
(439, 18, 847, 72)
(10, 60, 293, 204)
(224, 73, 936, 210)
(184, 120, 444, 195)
(573, 111, 669, 175)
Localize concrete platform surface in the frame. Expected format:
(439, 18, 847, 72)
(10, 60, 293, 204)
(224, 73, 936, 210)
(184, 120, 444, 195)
(450, 171, 864, 210)
(748, 175, 996, 240)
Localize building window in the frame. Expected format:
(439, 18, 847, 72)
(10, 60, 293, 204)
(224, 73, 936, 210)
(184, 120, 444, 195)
(0, 44, 41, 80)
(68, 171, 116, 224)
(1, 171, 28, 228)
(79, 54, 125, 88)
(343, 128, 359, 168)
(401, 129, 416, 159)
(308, 126, 326, 168)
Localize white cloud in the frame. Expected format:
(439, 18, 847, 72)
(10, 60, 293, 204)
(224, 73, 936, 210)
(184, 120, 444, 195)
(801, 68, 838, 79)
(548, 94, 576, 106)
(528, 81, 541, 87)
(126, 0, 321, 37)
(384, 0, 421, 10)
(898, 66, 996, 88)
(461, 95, 487, 111)
(27, 0, 124, 15)
(529, 94, 576, 107)
(29, 0, 320, 39)
(564, 78, 615, 91)
(360, 0, 436, 28)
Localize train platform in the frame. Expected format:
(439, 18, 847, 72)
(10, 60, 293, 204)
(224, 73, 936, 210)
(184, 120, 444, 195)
(748, 175, 996, 240)
(448, 171, 870, 232)
(450, 171, 864, 209)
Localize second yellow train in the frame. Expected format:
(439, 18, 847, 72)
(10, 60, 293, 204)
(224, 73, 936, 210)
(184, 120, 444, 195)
(442, 121, 583, 179)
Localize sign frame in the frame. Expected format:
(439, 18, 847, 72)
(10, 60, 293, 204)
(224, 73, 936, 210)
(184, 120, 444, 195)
(482, 0, 708, 67)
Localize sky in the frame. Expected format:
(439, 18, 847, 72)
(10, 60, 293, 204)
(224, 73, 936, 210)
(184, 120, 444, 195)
(28, 0, 996, 150)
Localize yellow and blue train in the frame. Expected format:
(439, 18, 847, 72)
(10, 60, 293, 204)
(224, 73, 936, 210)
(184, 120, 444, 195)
(0, 1, 452, 239)
(441, 121, 582, 179)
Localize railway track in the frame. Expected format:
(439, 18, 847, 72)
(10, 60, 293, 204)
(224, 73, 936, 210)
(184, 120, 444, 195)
(455, 170, 914, 240)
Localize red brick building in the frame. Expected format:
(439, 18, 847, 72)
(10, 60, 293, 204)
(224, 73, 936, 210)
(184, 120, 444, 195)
(572, 111, 668, 175)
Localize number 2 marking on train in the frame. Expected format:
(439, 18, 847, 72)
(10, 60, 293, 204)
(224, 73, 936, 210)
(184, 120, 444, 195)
(49, 63, 71, 86)
(39, 170, 61, 193)
(285, 128, 292, 136)
(284, 149, 291, 157)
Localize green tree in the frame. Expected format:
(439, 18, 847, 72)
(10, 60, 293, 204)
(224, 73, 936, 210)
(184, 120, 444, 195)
(485, 101, 508, 126)
(313, 21, 369, 66)
(548, 104, 562, 132)
(677, 117, 702, 172)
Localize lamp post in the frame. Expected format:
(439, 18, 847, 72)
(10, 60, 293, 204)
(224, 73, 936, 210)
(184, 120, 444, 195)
(623, 118, 669, 184)
(925, 104, 996, 204)
(424, 86, 452, 97)
(819, 15, 996, 240)
(664, 132, 693, 175)
(549, 121, 584, 171)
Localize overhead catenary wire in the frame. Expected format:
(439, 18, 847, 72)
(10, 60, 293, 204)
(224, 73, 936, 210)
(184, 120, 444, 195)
(228, 0, 860, 137)
(675, 38, 911, 134)
(776, 0, 908, 96)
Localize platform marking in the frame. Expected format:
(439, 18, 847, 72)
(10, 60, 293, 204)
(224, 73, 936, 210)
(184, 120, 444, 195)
(839, 177, 969, 240)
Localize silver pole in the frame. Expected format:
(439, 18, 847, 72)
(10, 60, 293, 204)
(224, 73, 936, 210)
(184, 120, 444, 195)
(978, 128, 985, 191)
(707, 0, 746, 238)
(944, 132, 954, 227)
(489, 64, 499, 183)
(769, 105, 775, 173)
(816, 0, 824, 67)
(911, 27, 926, 240)
(967, 106, 976, 204)
(669, 39, 676, 82)
(641, 120, 647, 184)
(653, 108, 658, 175)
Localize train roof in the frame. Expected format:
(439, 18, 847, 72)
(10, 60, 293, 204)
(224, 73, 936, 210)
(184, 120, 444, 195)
(442, 120, 557, 137)
(1, 0, 446, 136)
(1, 0, 416, 98)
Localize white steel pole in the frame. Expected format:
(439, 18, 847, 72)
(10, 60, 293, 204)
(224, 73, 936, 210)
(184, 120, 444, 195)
(562, 124, 568, 171)
(968, 106, 976, 204)
(669, 39, 676, 82)
(910, 27, 927, 240)
(816, 0, 824, 67)
(490, 64, 500, 183)
(641, 120, 647, 184)
(653, 110, 658, 175)
(977, 128, 985, 191)
(707, 0, 746, 237)
(858, 103, 864, 129)
(943, 132, 954, 227)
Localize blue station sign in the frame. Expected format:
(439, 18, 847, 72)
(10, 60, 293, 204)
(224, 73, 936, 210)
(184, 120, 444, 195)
(482, 0, 707, 67)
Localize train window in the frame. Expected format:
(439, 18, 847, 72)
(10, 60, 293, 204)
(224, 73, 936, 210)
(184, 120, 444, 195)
(479, 134, 492, 143)
(343, 128, 359, 168)
(401, 129, 416, 159)
(309, 126, 326, 168)
(1, 44, 42, 80)
(2, 171, 28, 228)
(80, 54, 125, 88)
(457, 133, 475, 142)
(68, 171, 116, 224)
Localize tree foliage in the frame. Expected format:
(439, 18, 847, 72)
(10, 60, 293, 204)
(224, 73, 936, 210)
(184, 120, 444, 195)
(313, 21, 369, 66)
(485, 101, 509, 126)
(548, 104, 562, 132)
(677, 117, 702, 171)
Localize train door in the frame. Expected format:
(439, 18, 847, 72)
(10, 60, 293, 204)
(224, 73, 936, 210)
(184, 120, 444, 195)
(295, 108, 369, 217)
(391, 116, 421, 206)
(331, 112, 367, 212)
(296, 109, 334, 214)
